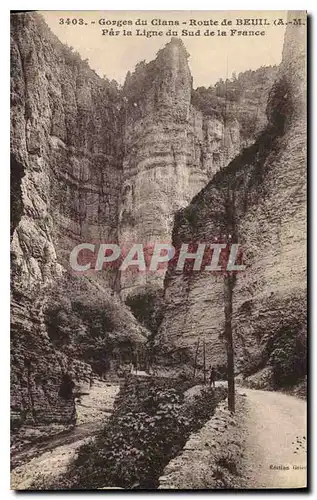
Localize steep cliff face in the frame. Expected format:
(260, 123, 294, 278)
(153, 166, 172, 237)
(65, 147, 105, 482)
(10, 12, 146, 432)
(156, 16, 306, 381)
(119, 44, 276, 301)
(11, 12, 122, 289)
(11, 292, 92, 431)
(11, 16, 252, 305)
(119, 39, 241, 299)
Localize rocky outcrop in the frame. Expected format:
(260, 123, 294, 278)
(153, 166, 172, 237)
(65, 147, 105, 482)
(11, 292, 92, 432)
(156, 14, 307, 377)
(11, 14, 275, 302)
(119, 46, 276, 300)
(11, 274, 147, 433)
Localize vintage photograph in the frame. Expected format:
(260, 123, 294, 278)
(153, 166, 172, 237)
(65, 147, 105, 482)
(10, 10, 307, 490)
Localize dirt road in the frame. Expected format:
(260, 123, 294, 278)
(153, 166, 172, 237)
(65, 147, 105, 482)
(241, 388, 307, 489)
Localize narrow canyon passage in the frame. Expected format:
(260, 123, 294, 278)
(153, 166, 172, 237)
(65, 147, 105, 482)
(240, 388, 307, 489)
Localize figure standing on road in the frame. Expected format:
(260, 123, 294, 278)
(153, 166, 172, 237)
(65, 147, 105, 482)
(209, 366, 216, 389)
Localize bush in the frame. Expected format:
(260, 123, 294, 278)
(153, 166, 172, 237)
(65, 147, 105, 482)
(191, 66, 278, 144)
(43, 275, 146, 377)
(242, 352, 267, 378)
(270, 328, 306, 388)
(45, 300, 116, 375)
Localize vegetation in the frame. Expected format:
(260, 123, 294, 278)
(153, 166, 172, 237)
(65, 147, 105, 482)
(125, 288, 165, 335)
(46, 378, 226, 490)
(123, 59, 157, 105)
(241, 315, 307, 390)
(242, 352, 268, 378)
(270, 327, 306, 388)
(123, 39, 188, 106)
(60, 44, 84, 67)
(44, 275, 146, 377)
(45, 296, 115, 375)
(125, 288, 168, 373)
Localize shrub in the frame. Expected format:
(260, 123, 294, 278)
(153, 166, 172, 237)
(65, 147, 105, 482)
(43, 275, 146, 377)
(270, 328, 306, 388)
(58, 378, 226, 489)
(242, 351, 267, 378)
(191, 66, 278, 143)
(217, 450, 239, 476)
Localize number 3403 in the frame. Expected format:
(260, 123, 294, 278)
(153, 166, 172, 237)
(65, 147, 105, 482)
(59, 18, 85, 25)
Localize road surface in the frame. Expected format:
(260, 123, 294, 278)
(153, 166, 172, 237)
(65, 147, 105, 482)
(240, 388, 307, 489)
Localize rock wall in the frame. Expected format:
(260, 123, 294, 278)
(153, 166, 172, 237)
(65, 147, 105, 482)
(11, 12, 122, 290)
(119, 39, 240, 299)
(11, 14, 272, 302)
(10, 12, 144, 432)
(11, 292, 92, 431)
(11, 15, 248, 305)
(156, 14, 307, 374)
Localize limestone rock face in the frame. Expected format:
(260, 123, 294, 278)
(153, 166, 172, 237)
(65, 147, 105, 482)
(156, 16, 307, 373)
(11, 12, 122, 290)
(10, 13, 145, 431)
(11, 292, 92, 431)
(11, 17, 245, 305)
(119, 39, 241, 298)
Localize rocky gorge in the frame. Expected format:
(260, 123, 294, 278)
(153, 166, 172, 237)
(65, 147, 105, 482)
(11, 8, 306, 443)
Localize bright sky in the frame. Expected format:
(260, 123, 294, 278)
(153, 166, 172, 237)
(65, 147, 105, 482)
(41, 11, 287, 88)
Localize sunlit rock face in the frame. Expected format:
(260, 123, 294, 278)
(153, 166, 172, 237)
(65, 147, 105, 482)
(11, 17, 246, 303)
(156, 15, 307, 373)
(119, 39, 241, 299)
